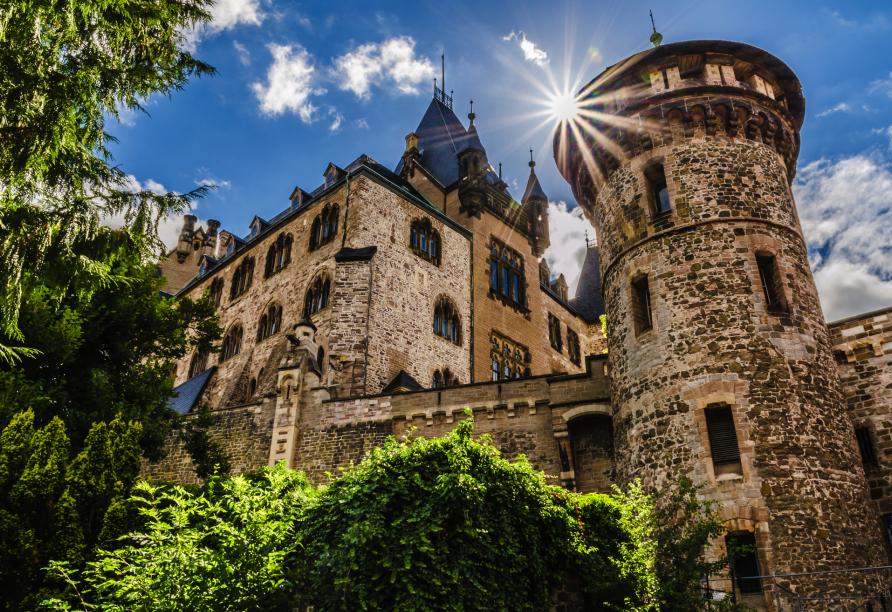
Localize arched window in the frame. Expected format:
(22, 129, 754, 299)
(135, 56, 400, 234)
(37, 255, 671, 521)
(410, 218, 440, 265)
(209, 277, 224, 308)
(248, 377, 257, 397)
(490, 332, 530, 381)
(188, 349, 209, 379)
(317, 346, 325, 373)
(488, 238, 526, 310)
(433, 297, 461, 345)
(257, 303, 283, 342)
(432, 368, 459, 389)
(220, 325, 243, 362)
(229, 257, 255, 300)
(309, 204, 339, 251)
(304, 274, 331, 318)
(265, 233, 293, 278)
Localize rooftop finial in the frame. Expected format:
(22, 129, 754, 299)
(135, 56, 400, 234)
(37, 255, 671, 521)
(441, 53, 445, 96)
(649, 10, 663, 47)
(433, 77, 437, 96)
(498, 162, 502, 179)
(468, 99, 476, 126)
(529, 148, 536, 170)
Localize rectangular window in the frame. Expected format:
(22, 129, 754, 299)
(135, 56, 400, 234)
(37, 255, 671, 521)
(490, 260, 499, 293)
(489, 238, 527, 311)
(631, 275, 653, 335)
(705, 403, 741, 467)
(548, 313, 563, 352)
(568, 329, 581, 366)
(490, 332, 531, 382)
(645, 163, 671, 215)
(726, 532, 762, 594)
(756, 253, 788, 314)
(856, 426, 878, 469)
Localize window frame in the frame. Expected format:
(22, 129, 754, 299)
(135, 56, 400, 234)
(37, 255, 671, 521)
(548, 313, 563, 353)
(755, 252, 789, 315)
(220, 325, 244, 362)
(304, 274, 331, 319)
(644, 162, 672, 217)
(855, 425, 879, 470)
(490, 332, 531, 382)
(433, 297, 462, 345)
(229, 257, 255, 301)
(631, 274, 653, 336)
(704, 403, 742, 470)
(567, 329, 581, 366)
(488, 238, 527, 312)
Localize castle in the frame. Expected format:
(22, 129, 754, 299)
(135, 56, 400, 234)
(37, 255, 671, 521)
(151, 38, 892, 609)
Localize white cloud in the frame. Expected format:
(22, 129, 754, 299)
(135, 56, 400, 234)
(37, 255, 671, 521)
(794, 155, 892, 320)
(503, 31, 549, 67)
(181, 0, 264, 52)
(195, 177, 232, 189)
(816, 102, 851, 118)
(233, 40, 251, 66)
(354, 118, 369, 129)
(334, 36, 434, 99)
(251, 44, 321, 121)
(543, 201, 595, 295)
(328, 108, 343, 132)
(870, 72, 892, 98)
(102, 176, 198, 251)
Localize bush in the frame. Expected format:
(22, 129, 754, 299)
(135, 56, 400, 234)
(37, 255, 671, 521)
(44, 419, 731, 611)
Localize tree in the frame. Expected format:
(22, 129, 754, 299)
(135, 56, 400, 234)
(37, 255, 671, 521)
(0, 410, 143, 610)
(0, 0, 215, 361)
(0, 251, 221, 457)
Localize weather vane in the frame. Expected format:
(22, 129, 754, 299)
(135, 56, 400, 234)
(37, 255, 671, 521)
(649, 10, 663, 47)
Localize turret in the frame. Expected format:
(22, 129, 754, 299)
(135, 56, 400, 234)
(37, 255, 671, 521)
(457, 101, 488, 217)
(521, 152, 550, 256)
(554, 39, 884, 607)
(175, 214, 198, 262)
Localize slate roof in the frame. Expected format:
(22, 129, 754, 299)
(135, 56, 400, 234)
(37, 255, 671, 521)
(521, 167, 548, 203)
(570, 246, 606, 324)
(382, 370, 424, 393)
(396, 97, 470, 187)
(168, 367, 215, 415)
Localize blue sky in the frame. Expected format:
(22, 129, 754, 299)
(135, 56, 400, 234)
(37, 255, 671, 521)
(111, 0, 892, 321)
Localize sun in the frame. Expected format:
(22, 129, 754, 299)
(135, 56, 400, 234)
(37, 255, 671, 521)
(548, 89, 580, 123)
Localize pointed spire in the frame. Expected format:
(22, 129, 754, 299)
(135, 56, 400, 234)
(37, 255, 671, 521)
(522, 149, 547, 203)
(468, 100, 475, 126)
(649, 10, 663, 47)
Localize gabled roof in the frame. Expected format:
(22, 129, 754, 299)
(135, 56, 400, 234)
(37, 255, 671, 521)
(396, 97, 470, 187)
(169, 367, 216, 415)
(382, 370, 423, 393)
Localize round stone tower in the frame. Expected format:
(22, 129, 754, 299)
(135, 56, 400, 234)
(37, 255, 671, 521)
(555, 40, 885, 605)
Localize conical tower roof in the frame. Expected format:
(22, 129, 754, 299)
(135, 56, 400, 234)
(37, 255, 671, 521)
(522, 157, 548, 203)
(395, 97, 469, 187)
(570, 244, 605, 323)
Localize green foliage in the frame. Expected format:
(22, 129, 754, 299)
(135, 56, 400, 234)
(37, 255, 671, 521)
(0, 410, 143, 610)
(0, 0, 215, 356)
(45, 465, 315, 612)
(0, 254, 221, 457)
(180, 403, 231, 481)
(600, 313, 609, 352)
(41, 421, 732, 611)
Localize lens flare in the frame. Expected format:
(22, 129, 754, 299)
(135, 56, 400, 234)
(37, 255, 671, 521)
(548, 90, 580, 123)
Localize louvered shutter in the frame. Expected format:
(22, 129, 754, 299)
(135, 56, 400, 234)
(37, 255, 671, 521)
(705, 404, 740, 465)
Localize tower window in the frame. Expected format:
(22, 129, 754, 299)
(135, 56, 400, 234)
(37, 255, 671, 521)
(855, 426, 878, 470)
(309, 204, 339, 251)
(490, 332, 531, 381)
(229, 257, 255, 300)
(220, 325, 243, 362)
(631, 275, 653, 335)
(726, 532, 762, 594)
(257, 303, 283, 342)
(548, 313, 563, 353)
(433, 297, 462, 345)
(645, 163, 671, 216)
(488, 238, 526, 311)
(264, 233, 293, 278)
(567, 329, 581, 366)
(209, 277, 224, 308)
(410, 218, 441, 265)
(304, 274, 331, 318)
(432, 368, 458, 388)
(188, 349, 209, 379)
(755, 253, 788, 315)
(705, 403, 741, 472)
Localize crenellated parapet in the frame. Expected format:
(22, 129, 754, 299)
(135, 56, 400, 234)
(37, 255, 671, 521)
(555, 40, 805, 219)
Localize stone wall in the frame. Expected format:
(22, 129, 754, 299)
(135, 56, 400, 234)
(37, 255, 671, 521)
(830, 306, 892, 527)
(596, 134, 886, 600)
(143, 399, 276, 484)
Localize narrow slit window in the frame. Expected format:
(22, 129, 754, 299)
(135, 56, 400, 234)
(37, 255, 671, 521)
(856, 426, 878, 469)
(645, 163, 671, 215)
(631, 275, 653, 335)
(705, 403, 741, 468)
(756, 253, 787, 314)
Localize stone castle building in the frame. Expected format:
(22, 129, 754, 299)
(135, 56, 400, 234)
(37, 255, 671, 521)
(150, 38, 892, 609)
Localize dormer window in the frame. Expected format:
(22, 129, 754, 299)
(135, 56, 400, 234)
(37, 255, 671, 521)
(226, 240, 236, 257)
